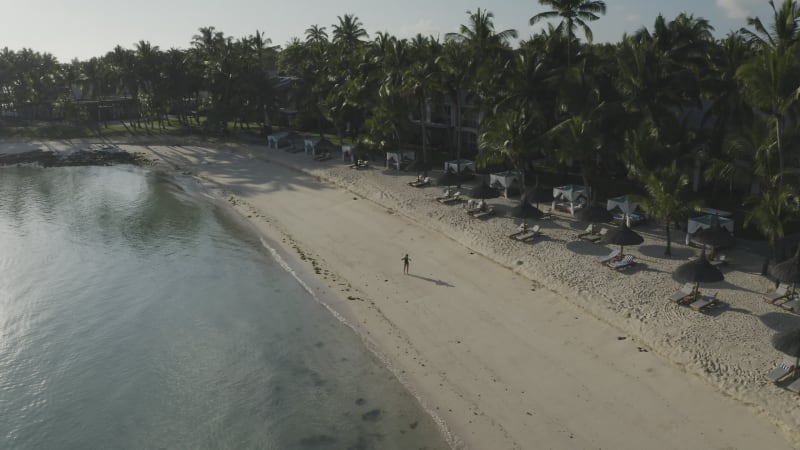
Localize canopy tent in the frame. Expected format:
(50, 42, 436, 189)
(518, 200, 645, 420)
(489, 171, 519, 198)
(342, 144, 353, 162)
(386, 150, 416, 170)
(304, 137, 336, 156)
(267, 131, 289, 149)
(552, 184, 589, 216)
(444, 159, 475, 173)
(685, 214, 734, 245)
(606, 195, 641, 215)
(688, 215, 734, 234)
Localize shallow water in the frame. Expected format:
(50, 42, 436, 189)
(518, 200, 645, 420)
(0, 165, 447, 449)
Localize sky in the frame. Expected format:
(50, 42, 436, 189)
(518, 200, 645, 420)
(1, 0, 777, 62)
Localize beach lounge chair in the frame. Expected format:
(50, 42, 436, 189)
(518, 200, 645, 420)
(669, 283, 696, 303)
(408, 176, 431, 188)
(437, 192, 461, 204)
(597, 249, 620, 264)
(576, 225, 594, 240)
(514, 225, 542, 242)
(689, 291, 719, 312)
(764, 284, 790, 304)
(767, 355, 797, 383)
(583, 227, 608, 243)
(607, 254, 635, 270)
(472, 207, 496, 219)
(349, 159, 369, 169)
(780, 293, 800, 312)
(709, 254, 728, 267)
(787, 376, 800, 393)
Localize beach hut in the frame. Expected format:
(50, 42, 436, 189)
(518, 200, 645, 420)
(489, 170, 519, 198)
(685, 214, 734, 245)
(606, 195, 641, 215)
(386, 149, 416, 170)
(304, 137, 336, 156)
(267, 131, 289, 149)
(342, 144, 353, 162)
(444, 159, 475, 173)
(606, 195, 646, 226)
(552, 184, 589, 216)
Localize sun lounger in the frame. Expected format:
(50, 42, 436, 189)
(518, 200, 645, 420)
(597, 249, 620, 264)
(787, 376, 800, 393)
(408, 177, 431, 187)
(767, 355, 797, 383)
(709, 254, 728, 267)
(514, 225, 542, 242)
(669, 283, 696, 303)
(764, 284, 790, 304)
(607, 254, 635, 270)
(689, 292, 719, 311)
(437, 193, 461, 204)
(780, 296, 800, 312)
(576, 225, 594, 239)
(349, 160, 369, 169)
(582, 227, 608, 243)
(472, 207, 496, 219)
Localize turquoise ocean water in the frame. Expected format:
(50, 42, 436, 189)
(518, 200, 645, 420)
(0, 165, 447, 450)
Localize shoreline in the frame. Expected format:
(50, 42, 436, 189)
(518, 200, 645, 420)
(3, 137, 798, 449)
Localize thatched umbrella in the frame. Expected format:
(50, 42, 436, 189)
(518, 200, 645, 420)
(575, 204, 613, 224)
(437, 171, 461, 191)
(675, 248, 725, 300)
(769, 247, 800, 297)
(772, 329, 800, 377)
(511, 195, 544, 227)
(406, 159, 431, 174)
(526, 189, 553, 207)
(692, 214, 735, 252)
(602, 222, 644, 255)
(470, 181, 499, 200)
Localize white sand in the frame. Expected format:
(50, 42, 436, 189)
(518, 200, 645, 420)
(10, 138, 800, 449)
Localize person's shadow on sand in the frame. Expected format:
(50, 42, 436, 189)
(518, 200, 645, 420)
(408, 274, 454, 287)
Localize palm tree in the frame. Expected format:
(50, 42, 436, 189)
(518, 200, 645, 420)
(305, 25, 329, 47)
(529, 0, 607, 66)
(736, 47, 800, 174)
(445, 9, 517, 104)
(637, 162, 696, 256)
(331, 14, 368, 50)
(402, 35, 441, 175)
(740, 0, 800, 51)
(478, 110, 537, 191)
(745, 187, 795, 259)
(704, 116, 776, 195)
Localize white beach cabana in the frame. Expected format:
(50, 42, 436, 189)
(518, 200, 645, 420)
(685, 214, 735, 245)
(304, 137, 336, 156)
(444, 159, 474, 173)
(342, 144, 353, 162)
(386, 150, 416, 170)
(607, 195, 646, 225)
(606, 195, 641, 215)
(267, 131, 290, 149)
(552, 184, 590, 216)
(489, 170, 519, 198)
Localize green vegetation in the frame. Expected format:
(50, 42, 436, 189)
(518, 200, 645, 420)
(0, 0, 799, 245)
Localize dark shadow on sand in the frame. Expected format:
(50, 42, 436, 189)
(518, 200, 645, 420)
(407, 274, 454, 287)
(565, 240, 611, 256)
(638, 244, 696, 260)
(760, 311, 800, 331)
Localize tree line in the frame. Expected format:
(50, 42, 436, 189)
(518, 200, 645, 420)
(0, 0, 798, 256)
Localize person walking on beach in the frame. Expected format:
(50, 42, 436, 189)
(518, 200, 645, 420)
(401, 254, 411, 275)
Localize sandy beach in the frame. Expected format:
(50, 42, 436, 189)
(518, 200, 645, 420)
(7, 137, 800, 449)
